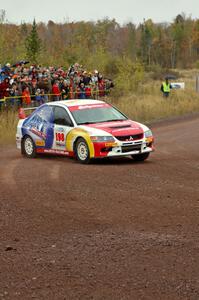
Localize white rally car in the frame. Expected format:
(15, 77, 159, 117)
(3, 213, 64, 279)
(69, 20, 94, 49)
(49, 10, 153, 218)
(16, 99, 154, 163)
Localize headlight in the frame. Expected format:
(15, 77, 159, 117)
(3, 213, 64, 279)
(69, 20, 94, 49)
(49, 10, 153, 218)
(144, 130, 153, 138)
(90, 136, 115, 142)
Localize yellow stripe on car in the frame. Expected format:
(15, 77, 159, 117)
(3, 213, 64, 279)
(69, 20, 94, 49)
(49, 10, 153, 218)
(66, 128, 95, 158)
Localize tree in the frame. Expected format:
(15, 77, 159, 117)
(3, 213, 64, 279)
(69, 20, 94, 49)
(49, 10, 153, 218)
(25, 19, 42, 64)
(140, 19, 154, 65)
(126, 22, 136, 60)
(170, 13, 192, 68)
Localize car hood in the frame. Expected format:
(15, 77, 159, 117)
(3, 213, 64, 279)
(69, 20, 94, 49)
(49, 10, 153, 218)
(80, 120, 144, 136)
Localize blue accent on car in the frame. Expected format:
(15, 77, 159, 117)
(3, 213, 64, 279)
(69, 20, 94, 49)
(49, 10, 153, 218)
(22, 105, 55, 149)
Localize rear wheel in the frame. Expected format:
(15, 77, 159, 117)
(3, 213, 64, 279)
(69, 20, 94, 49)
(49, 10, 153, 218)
(131, 152, 150, 162)
(22, 136, 37, 158)
(75, 138, 91, 164)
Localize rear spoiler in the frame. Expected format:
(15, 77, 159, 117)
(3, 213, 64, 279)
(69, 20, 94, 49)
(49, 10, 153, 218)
(18, 107, 38, 119)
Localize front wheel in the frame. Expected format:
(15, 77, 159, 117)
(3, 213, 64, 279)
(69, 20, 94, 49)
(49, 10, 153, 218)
(131, 152, 150, 162)
(22, 136, 37, 158)
(75, 138, 91, 164)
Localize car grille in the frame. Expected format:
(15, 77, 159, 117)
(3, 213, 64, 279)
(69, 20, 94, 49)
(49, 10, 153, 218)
(121, 144, 142, 153)
(115, 133, 143, 141)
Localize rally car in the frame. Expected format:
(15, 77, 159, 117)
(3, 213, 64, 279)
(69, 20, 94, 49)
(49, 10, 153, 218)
(16, 99, 154, 164)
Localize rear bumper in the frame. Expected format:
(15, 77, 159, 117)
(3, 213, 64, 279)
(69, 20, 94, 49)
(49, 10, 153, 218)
(16, 134, 21, 150)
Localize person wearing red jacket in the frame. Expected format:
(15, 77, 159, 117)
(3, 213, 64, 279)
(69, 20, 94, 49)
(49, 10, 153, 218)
(98, 80, 105, 97)
(85, 85, 92, 99)
(0, 77, 10, 99)
(52, 80, 61, 101)
(22, 86, 31, 106)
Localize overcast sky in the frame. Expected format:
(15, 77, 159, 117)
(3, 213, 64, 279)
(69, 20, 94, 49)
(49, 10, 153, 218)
(0, 0, 198, 25)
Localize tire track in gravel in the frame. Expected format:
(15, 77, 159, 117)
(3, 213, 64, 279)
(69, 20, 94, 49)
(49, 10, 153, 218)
(0, 159, 19, 187)
(50, 164, 61, 181)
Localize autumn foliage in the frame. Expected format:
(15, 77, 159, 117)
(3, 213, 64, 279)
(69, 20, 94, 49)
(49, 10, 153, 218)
(1, 11, 199, 71)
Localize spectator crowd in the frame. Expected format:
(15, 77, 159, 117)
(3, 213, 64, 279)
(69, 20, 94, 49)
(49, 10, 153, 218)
(0, 62, 114, 107)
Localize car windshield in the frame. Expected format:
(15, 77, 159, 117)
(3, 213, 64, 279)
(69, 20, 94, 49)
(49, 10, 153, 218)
(71, 106, 128, 125)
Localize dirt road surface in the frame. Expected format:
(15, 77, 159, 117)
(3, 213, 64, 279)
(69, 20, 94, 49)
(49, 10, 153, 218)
(0, 116, 199, 300)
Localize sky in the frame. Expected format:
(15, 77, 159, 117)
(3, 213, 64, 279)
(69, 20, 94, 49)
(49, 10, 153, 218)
(0, 0, 199, 25)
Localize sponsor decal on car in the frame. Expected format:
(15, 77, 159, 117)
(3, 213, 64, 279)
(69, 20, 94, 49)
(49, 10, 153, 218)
(69, 103, 110, 111)
(44, 149, 69, 155)
(35, 140, 45, 146)
(105, 142, 118, 147)
(37, 148, 69, 155)
(30, 128, 46, 139)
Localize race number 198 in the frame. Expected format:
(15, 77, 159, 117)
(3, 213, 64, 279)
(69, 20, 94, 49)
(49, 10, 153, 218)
(56, 132, 64, 142)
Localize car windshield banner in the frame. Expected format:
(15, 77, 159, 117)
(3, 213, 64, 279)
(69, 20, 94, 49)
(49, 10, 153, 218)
(69, 103, 110, 112)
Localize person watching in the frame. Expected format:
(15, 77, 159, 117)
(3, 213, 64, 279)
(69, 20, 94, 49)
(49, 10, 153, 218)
(161, 78, 172, 97)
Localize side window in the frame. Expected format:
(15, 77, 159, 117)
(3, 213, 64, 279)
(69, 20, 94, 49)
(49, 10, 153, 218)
(37, 105, 53, 123)
(24, 105, 53, 128)
(53, 106, 73, 127)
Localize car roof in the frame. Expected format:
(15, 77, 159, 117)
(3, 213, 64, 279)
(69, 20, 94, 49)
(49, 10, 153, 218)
(47, 99, 105, 108)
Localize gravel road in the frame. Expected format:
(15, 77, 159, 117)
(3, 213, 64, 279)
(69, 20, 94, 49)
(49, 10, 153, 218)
(0, 115, 199, 300)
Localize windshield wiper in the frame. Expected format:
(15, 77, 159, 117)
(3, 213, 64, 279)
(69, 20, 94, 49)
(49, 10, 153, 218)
(77, 119, 127, 125)
(103, 119, 127, 122)
(77, 121, 98, 125)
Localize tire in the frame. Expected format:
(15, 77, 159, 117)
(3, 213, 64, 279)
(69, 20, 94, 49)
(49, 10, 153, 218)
(22, 136, 37, 158)
(131, 152, 150, 162)
(75, 138, 91, 164)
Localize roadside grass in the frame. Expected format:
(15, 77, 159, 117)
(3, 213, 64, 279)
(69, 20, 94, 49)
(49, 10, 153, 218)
(0, 110, 18, 145)
(110, 79, 199, 123)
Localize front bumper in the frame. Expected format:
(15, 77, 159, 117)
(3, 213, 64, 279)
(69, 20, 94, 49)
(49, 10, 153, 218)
(93, 138, 154, 158)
